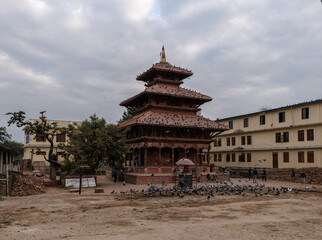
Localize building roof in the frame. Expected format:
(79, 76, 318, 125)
(120, 84, 211, 106)
(219, 98, 322, 121)
(136, 62, 193, 81)
(0, 144, 14, 152)
(118, 110, 228, 130)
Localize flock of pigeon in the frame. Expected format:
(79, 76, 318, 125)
(109, 179, 314, 200)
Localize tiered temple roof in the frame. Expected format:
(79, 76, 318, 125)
(118, 111, 227, 130)
(136, 62, 193, 81)
(120, 84, 212, 106)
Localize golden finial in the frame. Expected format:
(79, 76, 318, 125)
(161, 45, 166, 63)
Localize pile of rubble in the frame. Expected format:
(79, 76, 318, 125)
(10, 172, 46, 197)
(268, 167, 322, 184)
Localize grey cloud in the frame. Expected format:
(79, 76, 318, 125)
(0, 0, 322, 142)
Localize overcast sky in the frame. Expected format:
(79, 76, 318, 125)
(1, 0, 322, 142)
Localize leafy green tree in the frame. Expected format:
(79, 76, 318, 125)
(118, 109, 132, 123)
(61, 114, 127, 173)
(6, 111, 66, 181)
(0, 126, 11, 143)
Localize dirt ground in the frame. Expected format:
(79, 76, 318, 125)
(1, 176, 322, 240)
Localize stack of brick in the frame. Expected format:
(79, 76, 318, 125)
(267, 167, 322, 184)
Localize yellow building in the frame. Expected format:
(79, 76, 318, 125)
(208, 99, 322, 169)
(23, 120, 81, 172)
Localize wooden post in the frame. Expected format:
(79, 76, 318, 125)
(172, 148, 174, 167)
(138, 148, 141, 167)
(79, 167, 82, 195)
(159, 148, 162, 167)
(144, 147, 148, 167)
(207, 146, 210, 166)
(196, 148, 199, 165)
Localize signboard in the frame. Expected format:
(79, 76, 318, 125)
(65, 178, 96, 188)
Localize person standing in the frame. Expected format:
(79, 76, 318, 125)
(113, 168, 119, 183)
(253, 168, 258, 183)
(248, 167, 252, 180)
(291, 168, 295, 178)
(300, 172, 306, 184)
(262, 168, 267, 181)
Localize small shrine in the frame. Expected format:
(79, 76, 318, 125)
(119, 46, 228, 184)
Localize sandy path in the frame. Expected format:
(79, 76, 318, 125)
(1, 177, 321, 240)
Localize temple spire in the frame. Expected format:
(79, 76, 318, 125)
(161, 45, 166, 63)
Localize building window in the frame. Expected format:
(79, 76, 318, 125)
(229, 120, 233, 129)
(298, 130, 304, 141)
(232, 153, 236, 162)
(214, 140, 218, 147)
(307, 151, 314, 163)
(226, 154, 230, 162)
(283, 132, 289, 142)
(226, 138, 230, 146)
(298, 152, 304, 163)
(232, 137, 236, 146)
(57, 151, 65, 156)
(244, 118, 249, 128)
(260, 115, 266, 125)
(247, 153, 251, 162)
(218, 154, 222, 162)
(302, 107, 309, 119)
(283, 152, 289, 163)
(247, 136, 252, 145)
(307, 129, 314, 141)
(214, 154, 217, 162)
(279, 112, 285, 123)
(56, 133, 66, 142)
(241, 136, 245, 145)
(239, 153, 245, 162)
(218, 139, 222, 147)
(36, 135, 46, 142)
(276, 133, 281, 143)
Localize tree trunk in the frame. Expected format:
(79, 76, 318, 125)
(50, 164, 57, 181)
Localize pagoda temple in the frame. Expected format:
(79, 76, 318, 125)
(119, 46, 228, 184)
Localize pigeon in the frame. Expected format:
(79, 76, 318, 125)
(111, 190, 115, 194)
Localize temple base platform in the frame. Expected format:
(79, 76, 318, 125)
(124, 167, 230, 185)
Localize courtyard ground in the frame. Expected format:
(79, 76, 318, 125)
(0, 176, 322, 240)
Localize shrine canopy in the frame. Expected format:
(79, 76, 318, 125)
(176, 158, 195, 166)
